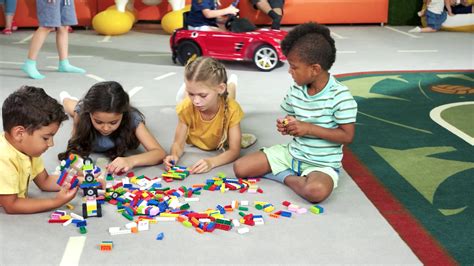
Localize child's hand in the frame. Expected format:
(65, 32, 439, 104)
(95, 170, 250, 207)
(276, 116, 291, 135)
(106, 157, 133, 175)
(189, 159, 213, 174)
(284, 116, 309, 137)
(55, 182, 78, 205)
(226, 5, 239, 16)
(164, 155, 179, 171)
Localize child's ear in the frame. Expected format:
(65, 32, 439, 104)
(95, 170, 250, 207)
(311, 63, 323, 75)
(10, 126, 27, 142)
(218, 83, 227, 95)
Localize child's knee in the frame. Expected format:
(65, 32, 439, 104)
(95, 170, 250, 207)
(303, 181, 332, 203)
(233, 158, 246, 178)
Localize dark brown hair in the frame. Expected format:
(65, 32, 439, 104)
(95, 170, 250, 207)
(58, 81, 143, 160)
(2, 86, 68, 133)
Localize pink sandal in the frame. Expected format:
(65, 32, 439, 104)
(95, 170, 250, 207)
(11, 21, 18, 31)
(2, 28, 12, 35)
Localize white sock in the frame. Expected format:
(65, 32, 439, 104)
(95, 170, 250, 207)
(59, 91, 78, 104)
(227, 73, 238, 87)
(409, 26, 421, 33)
(176, 83, 186, 103)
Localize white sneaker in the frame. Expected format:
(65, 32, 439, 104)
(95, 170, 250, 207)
(176, 83, 186, 103)
(228, 73, 238, 87)
(59, 91, 78, 104)
(409, 26, 421, 33)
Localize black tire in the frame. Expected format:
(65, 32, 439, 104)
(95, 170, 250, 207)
(111, 192, 119, 199)
(84, 173, 94, 183)
(253, 44, 279, 71)
(176, 40, 201, 66)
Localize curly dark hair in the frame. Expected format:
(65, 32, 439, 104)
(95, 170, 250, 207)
(281, 22, 336, 71)
(2, 86, 68, 133)
(58, 81, 143, 160)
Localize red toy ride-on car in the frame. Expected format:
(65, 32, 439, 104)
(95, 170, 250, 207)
(170, 15, 287, 71)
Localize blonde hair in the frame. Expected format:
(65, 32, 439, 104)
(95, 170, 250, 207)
(185, 57, 229, 151)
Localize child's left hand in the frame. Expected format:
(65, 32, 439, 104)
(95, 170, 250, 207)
(189, 159, 213, 174)
(106, 157, 133, 175)
(284, 116, 310, 137)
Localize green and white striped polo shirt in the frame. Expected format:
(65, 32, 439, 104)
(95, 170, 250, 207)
(280, 75, 358, 169)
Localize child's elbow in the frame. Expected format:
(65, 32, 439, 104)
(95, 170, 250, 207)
(342, 134, 355, 145)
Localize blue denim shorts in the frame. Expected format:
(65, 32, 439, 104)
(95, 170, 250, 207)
(36, 0, 78, 27)
(426, 9, 447, 30)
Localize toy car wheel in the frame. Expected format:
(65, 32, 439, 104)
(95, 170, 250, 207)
(84, 173, 94, 183)
(111, 192, 119, 199)
(253, 44, 279, 71)
(176, 40, 201, 66)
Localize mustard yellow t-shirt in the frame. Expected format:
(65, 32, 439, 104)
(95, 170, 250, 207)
(0, 133, 45, 198)
(176, 97, 244, 150)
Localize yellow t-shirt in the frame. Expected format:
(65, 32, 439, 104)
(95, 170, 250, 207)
(176, 97, 244, 150)
(0, 133, 45, 198)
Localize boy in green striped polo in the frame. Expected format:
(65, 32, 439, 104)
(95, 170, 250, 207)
(233, 22, 357, 203)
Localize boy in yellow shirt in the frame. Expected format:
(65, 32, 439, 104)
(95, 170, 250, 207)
(0, 86, 78, 214)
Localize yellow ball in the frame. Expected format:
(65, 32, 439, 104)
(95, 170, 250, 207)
(106, 5, 137, 22)
(92, 10, 134, 36)
(161, 9, 187, 34)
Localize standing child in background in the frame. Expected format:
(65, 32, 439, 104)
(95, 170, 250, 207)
(58, 81, 166, 175)
(410, 0, 450, 32)
(187, 0, 239, 31)
(0, 0, 17, 35)
(164, 56, 256, 174)
(233, 22, 358, 203)
(22, 0, 85, 79)
(0, 86, 77, 214)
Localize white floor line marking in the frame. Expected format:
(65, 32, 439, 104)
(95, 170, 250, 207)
(397, 49, 438, 53)
(13, 34, 33, 44)
(385, 26, 422, 38)
(47, 55, 93, 59)
(86, 74, 106, 81)
(430, 101, 474, 145)
(47, 66, 58, 70)
(138, 54, 171, 57)
(337, 51, 357, 54)
(154, 72, 176, 80)
(0, 61, 23, 65)
(98, 36, 112, 43)
(128, 86, 144, 98)
(59, 236, 86, 266)
(331, 31, 347, 39)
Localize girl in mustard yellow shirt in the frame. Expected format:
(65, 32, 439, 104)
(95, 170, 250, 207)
(164, 57, 256, 174)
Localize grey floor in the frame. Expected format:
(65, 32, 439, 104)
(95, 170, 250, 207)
(0, 24, 472, 265)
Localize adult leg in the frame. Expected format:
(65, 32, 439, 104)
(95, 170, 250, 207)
(233, 151, 272, 178)
(284, 171, 334, 203)
(22, 27, 53, 79)
(57, 26, 85, 73)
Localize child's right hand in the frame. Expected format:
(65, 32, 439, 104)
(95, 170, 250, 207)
(55, 182, 79, 205)
(164, 155, 179, 171)
(225, 5, 239, 16)
(277, 117, 289, 135)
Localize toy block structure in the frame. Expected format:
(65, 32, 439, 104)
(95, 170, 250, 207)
(310, 205, 324, 214)
(80, 156, 103, 218)
(56, 154, 82, 189)
(99, 241, 113, 251)
(162, 165, 190, 180)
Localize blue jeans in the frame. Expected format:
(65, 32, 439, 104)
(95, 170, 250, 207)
(0, 0, 17, 16)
